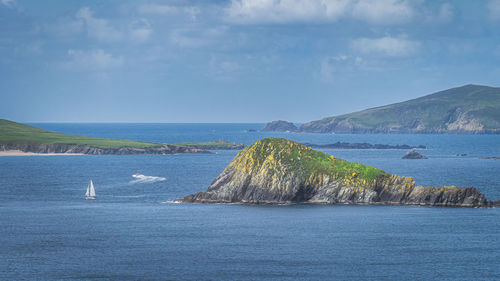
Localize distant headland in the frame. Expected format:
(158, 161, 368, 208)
(179, 138, 497, 207)
(0, 119, 243, 155)
(263, 85, 500, 134)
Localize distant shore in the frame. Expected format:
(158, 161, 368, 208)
(0, 150, 84, 156)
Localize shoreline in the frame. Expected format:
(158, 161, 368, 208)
(0, 150, 84, 156)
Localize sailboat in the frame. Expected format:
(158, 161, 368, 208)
(85, 180, 96, 200)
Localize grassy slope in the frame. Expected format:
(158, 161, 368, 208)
(172, 140, 243, 148)
(232, 138, 388, 187)
(0, 119, 159, 149)
(308, 84, 500, 130)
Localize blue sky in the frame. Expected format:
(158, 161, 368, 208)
(1, 0, 500, 122)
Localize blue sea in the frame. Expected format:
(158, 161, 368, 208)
(1, 123, 499, 280)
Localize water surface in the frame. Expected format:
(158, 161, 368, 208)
(1, 123, 499, 280)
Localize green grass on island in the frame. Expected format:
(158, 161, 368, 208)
(0, 119, 245, 150)
(342, 84, 500, 128)
(0, 119, 159, 149)
(232, 137, 388, 186)
(301, 84, 500, 133)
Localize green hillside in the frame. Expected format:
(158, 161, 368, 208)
(299, 84, 500, 133)
(230, 137, 387, 185)
(0, 119, 157, 149)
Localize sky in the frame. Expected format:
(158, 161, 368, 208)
(1, 0, 500, 123)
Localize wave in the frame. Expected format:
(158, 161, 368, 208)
(130, 174, 166, 184)
(161, 200, 181, 204)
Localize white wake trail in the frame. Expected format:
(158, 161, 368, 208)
(129, 174, 166, 184)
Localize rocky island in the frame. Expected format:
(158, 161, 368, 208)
(402, 148, 428, 159)
(303, 142, 426, 150)
(0, 119, 212, 155)
(180, 138, 495, 207)
(261, 120, 298, 132)
(172, 139, 245, 150)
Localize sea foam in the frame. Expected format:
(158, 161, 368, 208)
(130, 174, 166, 184)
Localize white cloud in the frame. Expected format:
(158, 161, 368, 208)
(138, 4, 200, 20)
(64, 49, 123, 71)
(319, 55, 363, 82)
(422, 2, 454, 24)
(225, 0, 417, 24)
(351, 0, 414, 24)
(225, 0, 350, 24)
(0, 0, 15, 8)
(437, 3, 454, 23)
(488, 0, 500, 20)
(170, 26, 228, 48)
(351, 36, 420, 57)
(138, 4, 177, 15)
(45, 18, 84, 38)
(208, 55, 243, 80)
(76, 7, 123, 42)
(129, 19, 152, 43)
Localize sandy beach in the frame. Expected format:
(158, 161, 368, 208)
(0, 150, 84, 156)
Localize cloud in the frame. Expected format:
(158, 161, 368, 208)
(44, 18, 84, 38)
(129, 19, 152, 43)
(225, 0, 416, 24)
(138, 4, 200, 20)
(351, 0, 414, 24)
(0, 0, 15, 8)
(422, 2, 454, 24)
(63, 49, 123, 71)
(351, 36, 420, 57)
(437, 3, 454, 23)
(210, 56, 240, 72)
(76, 7, 123, 42)
(319, 55, 363, 82)
(488, 0, 500, 20)
(138, 4, 177, 15)
(225, 0, 350, 24)
(169, 26, 228, 48)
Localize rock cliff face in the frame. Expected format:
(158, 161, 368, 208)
(262, 120, 298, 132)
(0, 142, 206, 155)
(181, 138, 492, 207)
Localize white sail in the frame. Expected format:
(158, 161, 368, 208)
(85, 180, 96, 200)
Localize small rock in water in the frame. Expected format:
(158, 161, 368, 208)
(479, 156, 500, 160)
(402, 148, 427, 159)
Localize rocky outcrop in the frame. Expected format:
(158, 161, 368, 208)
(179, 138, 492, 207)
(303, 142, 426, 150)
(262, 120, 298, 132)
(402, 148, 428, 159)
(0, 142, 207, 155)
(479, 156, 500, 160)
(174, 139, 245, 150)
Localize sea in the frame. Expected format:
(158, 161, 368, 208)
(1, 123, 499, 280)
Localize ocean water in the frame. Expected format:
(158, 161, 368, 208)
(0, 123, 499, 280)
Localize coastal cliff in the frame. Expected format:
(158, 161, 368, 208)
(181, 138, 492, 207)
(0, 142, 204, 155)
(265, 85, 500, 134)
(0, 119, 207, 155)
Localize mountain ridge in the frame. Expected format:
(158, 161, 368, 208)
(267, 84, 500, 134)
